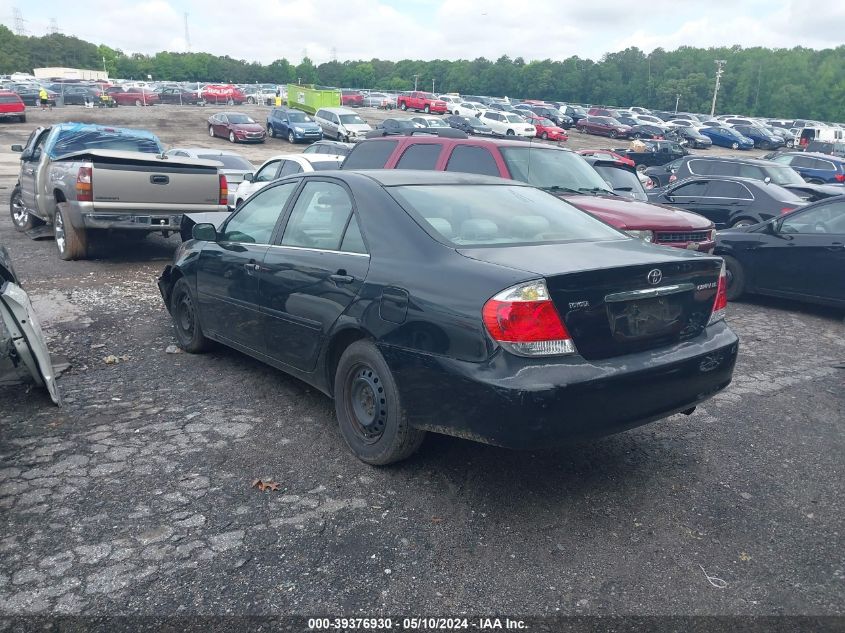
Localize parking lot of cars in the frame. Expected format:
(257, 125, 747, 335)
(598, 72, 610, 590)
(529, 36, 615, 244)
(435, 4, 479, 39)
(0, 101, 843, 618)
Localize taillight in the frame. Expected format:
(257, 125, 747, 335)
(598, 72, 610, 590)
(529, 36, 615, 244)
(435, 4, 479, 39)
(835, 173, 845, 183)
(76, 166, 93, 202)
(780, 207, 795, 215)
(708, 263, 728, 325)
(669, 174, 677, 183)
(482, 281, 576, 357)
(219, 174, 228, 205)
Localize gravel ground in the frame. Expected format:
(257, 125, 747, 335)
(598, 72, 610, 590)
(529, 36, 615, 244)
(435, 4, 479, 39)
(0, 105, 843, 622)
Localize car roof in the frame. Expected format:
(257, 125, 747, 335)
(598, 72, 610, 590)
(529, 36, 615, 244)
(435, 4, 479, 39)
(683, 156, 779, 166)
(355, 135, 571, 152)
(678, 175, 770, 186)
(319, 107, 355, 113)
(168, 148, 242, 155)
(795, 152, 845, 161)
(339, 169, 521, 187)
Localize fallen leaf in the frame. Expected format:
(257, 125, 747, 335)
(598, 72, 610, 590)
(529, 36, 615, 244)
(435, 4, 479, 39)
(266, 482, 280, 491)
(252, 478, 281, 492)
(739, 552, 751, 562)
(103, 355, 119, 364)
(431, 517, 444, 524)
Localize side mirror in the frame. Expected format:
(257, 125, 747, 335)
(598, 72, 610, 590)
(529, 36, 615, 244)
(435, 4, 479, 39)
(242, 173, 254, 182)
(665, 195, 675, 203)
(763, 176, 771, 184)
(11, 144, 23, 152)
(192, 223, 218, 242)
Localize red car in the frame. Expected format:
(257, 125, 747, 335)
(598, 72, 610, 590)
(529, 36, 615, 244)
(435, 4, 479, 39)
(341, 90, 364, 107)
(208, 111, 266, 143)
(577, 116, 632, 139)
(578, 149, 635, 168)
(341, 136, 716, 252)
(202, 84, 246, 105)
(106, 87, 160, 106)
(397, 91, 447, 114)
(524, 114, 568, 141)
(0, 91, 26, 122)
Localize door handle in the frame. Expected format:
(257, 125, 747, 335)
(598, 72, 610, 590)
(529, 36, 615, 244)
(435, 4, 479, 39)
(330, 273, 354, 284)
(244, 260, 260, 275)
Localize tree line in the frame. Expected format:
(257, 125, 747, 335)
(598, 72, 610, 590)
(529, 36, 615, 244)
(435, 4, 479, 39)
(2, 25, 844, 121)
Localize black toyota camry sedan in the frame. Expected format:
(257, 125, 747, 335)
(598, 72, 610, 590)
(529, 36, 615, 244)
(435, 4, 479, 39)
(158, 171, 739, 464)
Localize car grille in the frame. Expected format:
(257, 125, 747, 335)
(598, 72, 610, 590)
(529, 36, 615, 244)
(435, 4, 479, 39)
(655, 231, 710, 243)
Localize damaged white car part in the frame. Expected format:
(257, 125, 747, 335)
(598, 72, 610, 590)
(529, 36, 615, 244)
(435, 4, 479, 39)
(0, 249, 61, 405)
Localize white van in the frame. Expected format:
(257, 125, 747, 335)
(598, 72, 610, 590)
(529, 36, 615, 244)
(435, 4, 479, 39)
(797, 126, 844, 148)
(314, 107, 372, 142)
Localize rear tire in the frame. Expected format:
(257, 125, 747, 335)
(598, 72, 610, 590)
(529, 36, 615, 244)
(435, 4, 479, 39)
(731, 218, 755, 228)
(18, 114, 26, 123)
(400, 102, 407, 111)
(10, 185, 42, 232)
(170, 277, 213, 353)
(424, 104, 430, 114)
(135, 99, 142, 106)
(334, 340, 426, 465)
(54, 203, 88, 261)
(723, 255, 746, 301)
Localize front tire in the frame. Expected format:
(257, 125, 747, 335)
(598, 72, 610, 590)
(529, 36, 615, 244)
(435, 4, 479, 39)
(610, 130, 618, 139)
(135, 99, 142, 106)
(54, 203, 88, 261)
(334, 340, 426, 465)
(723, 255, 746, 301)
(541, 132, 548, 140)
(731, 218, 755, 228)
(229, 131, 236, 143)
(247, 97, 256, 104)
(400, 102, 407, 111)
(10, 185, 42, 232)
(731, 142, 739, 150)
(267, 125, 275, 138)
(288, 130, 296, 144)
(506, 129, 515, 136)
(170, 278, 213, 353)
(208, 126, 215, 138)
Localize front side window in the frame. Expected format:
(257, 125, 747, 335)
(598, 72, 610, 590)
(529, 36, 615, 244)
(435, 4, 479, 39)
(781, 201, 845, 234)
(671, 181, 709, 197)
(254, 160, 281, 182)
(500, 147, 611, 192)
(281, 181, 353, 250)
(221, 182, 297, 244)
(342, 140, 399, 169)
(705, 181, 753, 200)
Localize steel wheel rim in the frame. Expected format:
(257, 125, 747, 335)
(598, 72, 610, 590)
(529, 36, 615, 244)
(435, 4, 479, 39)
(229, 132, 235, 142)
(54, 211, 66, 253)
(345, 363, 387, 443)
(11, 193, 28, 227)
(288, 132, 295, 143)
(176, 291, 195, 338)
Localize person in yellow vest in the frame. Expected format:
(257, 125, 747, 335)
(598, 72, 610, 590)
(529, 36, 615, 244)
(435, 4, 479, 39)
(274, 88, 282, 108)
(39, 86, 50, 110)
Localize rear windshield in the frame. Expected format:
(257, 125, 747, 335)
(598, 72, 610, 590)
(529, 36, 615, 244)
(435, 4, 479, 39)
(339, 114, 365, 125)
(500, 147, 613, 193)
(764, 165, 806, 186)
(310, 160, 342, 171)
(51, 130, 163, 157)
(198, 154, 253, 169)
(388, 184, 623, 247)
(593, 166, 647, 202)
(0, 95, 22, 104)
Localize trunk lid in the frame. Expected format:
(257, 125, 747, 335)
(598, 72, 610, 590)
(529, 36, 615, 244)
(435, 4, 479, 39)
(458, 240, 722, 360)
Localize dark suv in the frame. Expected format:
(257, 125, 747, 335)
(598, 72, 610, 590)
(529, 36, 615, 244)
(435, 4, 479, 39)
(657, 155, 845, 201)
(341, 136, 716, 252)
(266, 107, 323, 143)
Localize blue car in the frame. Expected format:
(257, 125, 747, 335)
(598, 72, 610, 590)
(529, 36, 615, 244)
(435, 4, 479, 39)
(731, 125, 785, 150)
(769, 152, 845, 184)
(266, 107, 323, 144)
(700, 126, 754, 150)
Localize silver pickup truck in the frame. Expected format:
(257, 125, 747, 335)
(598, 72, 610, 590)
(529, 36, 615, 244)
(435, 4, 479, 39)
(10, 123, 228, 260)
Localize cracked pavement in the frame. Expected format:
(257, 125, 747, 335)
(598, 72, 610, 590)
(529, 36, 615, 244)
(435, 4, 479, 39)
(0, 177, 843, 618)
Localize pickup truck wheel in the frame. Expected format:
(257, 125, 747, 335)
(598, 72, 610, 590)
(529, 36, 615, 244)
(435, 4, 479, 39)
(170, 278, 213, 353)
(400, 102, 407, 111)
(54, 203, 88, 261)
(229, 131, 236, 143)
(334, 340, 426, 465)
(10, 186, 42, 232)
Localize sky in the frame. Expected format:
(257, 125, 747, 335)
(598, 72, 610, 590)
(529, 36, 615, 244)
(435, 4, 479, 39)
(4, 0, 845, 65)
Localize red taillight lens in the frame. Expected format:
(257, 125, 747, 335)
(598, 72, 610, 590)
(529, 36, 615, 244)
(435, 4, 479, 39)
(219, 174, 228, 205)
(669, 174, 677, 183)
(835, 173, 845, 183)
(780, 207, 795, 215)
(76, 166, 93, 202)
(482, 281, 576, 356)
(708, 262, 728, 325)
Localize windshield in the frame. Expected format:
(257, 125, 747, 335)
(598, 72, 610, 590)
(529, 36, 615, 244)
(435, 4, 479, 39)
(423, 118, 448, 127)
(389, 185, 624, 247)
(505, 114, 526, 123)
(466, 117, 486, 128)
(227, 114, 255, 124)
(594, 166, 647, 202)
(288, 112, 313, 123)
(198, 154, 253, 170)
(339, 114, 366, 125)
(765, 165, 806, 186)
(501, 147, 613, 192)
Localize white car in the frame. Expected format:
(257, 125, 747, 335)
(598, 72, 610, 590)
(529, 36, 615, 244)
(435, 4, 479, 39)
(437, 95, 462, 113)
(410, 115, 451, 129)
(451, 102, 484, 117)
(478, 110, 536, 138)
(233, 154, 344, 206)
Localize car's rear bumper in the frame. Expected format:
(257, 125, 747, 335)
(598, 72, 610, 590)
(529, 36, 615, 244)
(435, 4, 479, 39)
(381, 321, 738, 449)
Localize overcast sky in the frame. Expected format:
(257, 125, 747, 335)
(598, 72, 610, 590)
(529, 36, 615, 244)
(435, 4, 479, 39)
(5, 0, 844, 64)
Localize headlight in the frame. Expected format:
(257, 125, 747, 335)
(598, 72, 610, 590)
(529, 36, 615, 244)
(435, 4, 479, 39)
(294, 126, 304, 132)
(625, 230, 654, 242)
(708, 229, 717, 241)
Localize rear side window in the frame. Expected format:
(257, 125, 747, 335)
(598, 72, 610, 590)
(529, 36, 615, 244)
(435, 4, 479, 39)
(445, 146, 500, 177)
(342, 140, 399, 169)
(396, 144, 442, 170)
(706, 181, 753, 200)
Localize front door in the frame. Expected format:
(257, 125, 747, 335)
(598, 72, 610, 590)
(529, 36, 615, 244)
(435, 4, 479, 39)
(18, 129, 49, 213)
(260, 179, 370, 371)
(756, 201, 845, 300)
(195, 181, 298, 353)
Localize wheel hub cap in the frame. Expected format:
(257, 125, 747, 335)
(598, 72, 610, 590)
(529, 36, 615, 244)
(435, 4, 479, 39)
(349, 367, 386, 441)
(11, 195, 27, 226)
(55, 213, 65, 252)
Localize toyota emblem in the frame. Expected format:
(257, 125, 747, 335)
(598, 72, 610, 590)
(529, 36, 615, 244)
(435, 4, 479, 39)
(647, 269, 663, 285)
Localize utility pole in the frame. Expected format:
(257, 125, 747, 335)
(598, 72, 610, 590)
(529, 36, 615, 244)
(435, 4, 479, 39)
(184, 13, 191, 52)
(432, 78, 435, 94)
(413, 74, 419, 91)
(102, 56, 107, 74)
(675, 93, 681, 113)
(710, 59, 726, 117)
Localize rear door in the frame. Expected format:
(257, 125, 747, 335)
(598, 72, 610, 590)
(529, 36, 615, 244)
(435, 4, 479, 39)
(260, 179, 370, 371)
(699, 179, 754, 228)
(756, 200, 845, 300)
(662, 179, 710, 217)
(195, 181, 298, 352)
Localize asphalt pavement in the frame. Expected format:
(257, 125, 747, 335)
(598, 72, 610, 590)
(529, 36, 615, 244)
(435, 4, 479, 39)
(0, 122, 843, 623)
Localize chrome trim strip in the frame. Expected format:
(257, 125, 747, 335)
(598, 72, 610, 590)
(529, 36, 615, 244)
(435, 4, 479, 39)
(604, 283, 695, 303)
(266, 244, 370, 257)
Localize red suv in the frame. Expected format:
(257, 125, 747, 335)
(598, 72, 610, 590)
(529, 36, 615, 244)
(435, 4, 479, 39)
(341, 136, 715, 252)
(0, 91, 26, 123)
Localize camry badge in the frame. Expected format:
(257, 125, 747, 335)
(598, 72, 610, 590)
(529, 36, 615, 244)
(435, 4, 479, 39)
(647, 268, 663, 285)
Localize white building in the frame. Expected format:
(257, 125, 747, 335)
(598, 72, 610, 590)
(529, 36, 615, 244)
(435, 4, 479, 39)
(33, 67, 109, 81)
